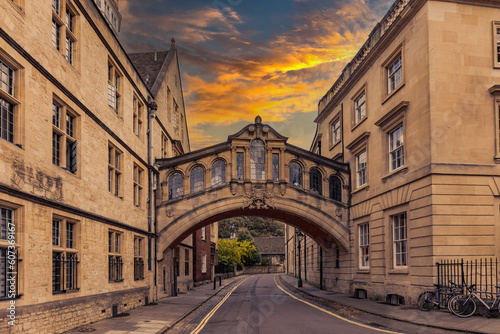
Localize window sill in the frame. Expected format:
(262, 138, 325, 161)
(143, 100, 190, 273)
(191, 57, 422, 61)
(109, 279, 124, 283)
(134, 278, 145, 281)
(382, 83, 405, 105)
(329, 139, 342, 151)
(352, 184, 369, 195)
(356, 269, 370, 274)
(0, 294, 22, 301)
(494, 156, 500, 163)
(381, 166, 408, 183)
(351, 116, 367, 131)
(388, 268, 408, 275)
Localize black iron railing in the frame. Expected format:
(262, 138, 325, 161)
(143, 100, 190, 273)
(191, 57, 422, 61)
(109, 255, 123, 282)
(53, 252, 79, 293)
(437, 258, 498, 295)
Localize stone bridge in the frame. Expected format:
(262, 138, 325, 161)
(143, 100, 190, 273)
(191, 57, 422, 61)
(155, 117, 350, 262)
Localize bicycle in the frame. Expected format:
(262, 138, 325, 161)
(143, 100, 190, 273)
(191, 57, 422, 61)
(417, 281, 464, 311)
(448, 284, 500, 318)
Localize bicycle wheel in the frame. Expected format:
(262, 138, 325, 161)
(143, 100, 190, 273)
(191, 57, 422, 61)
(417, 291, 436, 311)
(448, 294, 476, 317)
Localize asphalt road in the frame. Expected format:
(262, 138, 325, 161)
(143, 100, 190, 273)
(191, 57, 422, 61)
(195, 274, 400, 334)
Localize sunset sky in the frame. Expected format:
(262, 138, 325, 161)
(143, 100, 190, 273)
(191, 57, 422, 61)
(120, 0, 393, 150)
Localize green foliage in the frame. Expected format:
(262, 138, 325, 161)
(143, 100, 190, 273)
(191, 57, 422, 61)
(218, 239, 257, 267)
(261, 257, 269, 266)
(237, 228, 253, 242)
(218, 216, 285, 238)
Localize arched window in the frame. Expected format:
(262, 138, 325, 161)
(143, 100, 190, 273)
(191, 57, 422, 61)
(310, 169, 322, 195)
(168, 173, 183, 200)
(250, 139, 265, 180)
(190, 166, 204, 193)
(289, 162, 302, 188)
(211, 160, 225, 187)
(329, 176, 342, 202)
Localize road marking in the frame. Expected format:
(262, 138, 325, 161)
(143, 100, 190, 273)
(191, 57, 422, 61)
(273, 276, 403, 334)
(191, 276, 252, 334)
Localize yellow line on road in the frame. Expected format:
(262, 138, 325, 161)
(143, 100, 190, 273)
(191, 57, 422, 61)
(191, 276, 252, 334)
(273, 276, 402, 334)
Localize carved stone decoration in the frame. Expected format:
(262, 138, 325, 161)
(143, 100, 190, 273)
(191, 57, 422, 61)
(166, 206, 174, 218)
(279, 182, 287, 196)
(335, 208, 342, 217)
(242, 183, 274, 209)
(230, 181, 238, 196)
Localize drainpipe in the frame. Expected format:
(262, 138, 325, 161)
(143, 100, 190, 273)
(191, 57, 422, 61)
(304, 234, 307, 282)
(147, 99, 158, 296)
(320, 247, 323, 290)
(318, 141, 321, 156)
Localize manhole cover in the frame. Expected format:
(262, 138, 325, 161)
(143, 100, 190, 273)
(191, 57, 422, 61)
(77, 327, 96, 332)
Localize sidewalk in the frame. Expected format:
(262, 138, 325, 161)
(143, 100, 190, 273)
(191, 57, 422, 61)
(280, 274, 499, 334)
(65, 275, 244, 334)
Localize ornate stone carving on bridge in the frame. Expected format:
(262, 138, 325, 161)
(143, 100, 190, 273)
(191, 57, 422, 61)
(242, 182, 275, 209)
(165, 206, 174, 218)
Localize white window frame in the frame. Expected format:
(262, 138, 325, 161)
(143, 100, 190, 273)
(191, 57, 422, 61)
(389, 125, 404, 171)
(331, 118, 340, 145)
(359, 223, 369, 269)
(387, 54, 402, 95)
(201, 253, 207, 274)
(354, 90, 366, 124)
(392, 213, 407, 268)
(356, 150, 367, 188)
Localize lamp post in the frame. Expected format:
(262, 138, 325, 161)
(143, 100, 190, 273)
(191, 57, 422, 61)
(297, 230, 304, 287)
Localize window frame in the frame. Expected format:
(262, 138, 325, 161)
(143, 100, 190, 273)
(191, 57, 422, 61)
(250, 139, 266, 181)
(329, 117, 341, 148)
(392, 212, 408, 269)
(108, 230, 123, 282)
(133, 236, 144, 281)
(168, 172, 184, 200)
(388, 124, 404, 172)
(355, 150, 367, 189)
(52, 215, 79, 294)
(190, 166, 205, 194)
(359, 223, 369, 270)
(0, 54, 22, 146)
(132, 95, 144, 140)
(211, 159, 226, 187)
(309, 168, 323, 195)
(382, 45, 404, 102)
(133, 164, 143, 208)
(201, 253, 207, 274)
(107, 60, 122, 115)
(289, 161, 303, 188)
(108, 143, 122, 197)
(52, 0, 78, 66)
(352, 85, 367, 128)
(52, 98, 78, 173)
(161, 132, 169, 158)
(329, 175, 342, 202)
(493, 21, 500, 68)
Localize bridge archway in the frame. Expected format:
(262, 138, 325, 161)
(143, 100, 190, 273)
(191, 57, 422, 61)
(156, 117, 351, 262)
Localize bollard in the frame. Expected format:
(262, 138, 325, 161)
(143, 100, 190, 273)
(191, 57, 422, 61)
(219, 275, 222, 286)
(213, 277, 216, 290)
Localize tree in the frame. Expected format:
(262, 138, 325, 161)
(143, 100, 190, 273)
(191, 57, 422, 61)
(218, 216, 285, 238)
(218, 239, 257, 267)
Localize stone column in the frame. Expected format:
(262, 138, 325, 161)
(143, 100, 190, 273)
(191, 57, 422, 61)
(244, 146, 250, 180)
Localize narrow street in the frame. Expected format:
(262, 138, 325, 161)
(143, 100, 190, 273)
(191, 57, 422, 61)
(185, 274, 399, 334)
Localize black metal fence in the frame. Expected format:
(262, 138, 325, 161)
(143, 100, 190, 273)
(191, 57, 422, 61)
(437, 258, 498, 295)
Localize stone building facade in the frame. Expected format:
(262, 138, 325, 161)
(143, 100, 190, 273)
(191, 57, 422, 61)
(286, 0, 500, 304)
(0, 0, 188, 332)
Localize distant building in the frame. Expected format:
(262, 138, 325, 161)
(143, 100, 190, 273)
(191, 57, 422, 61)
(193, 223, 218, 283)
(253, 237, 285, 266)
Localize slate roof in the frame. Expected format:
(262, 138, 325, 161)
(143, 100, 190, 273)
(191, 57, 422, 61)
(128, 50, 171, 96)
(253, 237, 285, 255)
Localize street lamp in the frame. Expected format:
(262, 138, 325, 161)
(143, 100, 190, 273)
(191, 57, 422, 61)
(297, 230, 304, 287)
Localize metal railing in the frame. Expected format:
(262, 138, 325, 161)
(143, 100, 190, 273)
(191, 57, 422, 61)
(437, 258, 498, 295)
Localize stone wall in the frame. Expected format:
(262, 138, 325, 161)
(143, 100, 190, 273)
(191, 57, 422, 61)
(0, 287, 148, 334)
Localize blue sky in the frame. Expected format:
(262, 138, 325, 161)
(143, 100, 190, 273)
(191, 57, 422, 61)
(120, 0, 393, 150)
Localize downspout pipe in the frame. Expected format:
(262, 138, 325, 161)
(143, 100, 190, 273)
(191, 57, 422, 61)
(147, 99, 158, 297)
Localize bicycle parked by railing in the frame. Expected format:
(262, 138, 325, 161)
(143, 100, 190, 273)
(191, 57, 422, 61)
(417, 281, 464, 311)
(448, 284, 500, 318)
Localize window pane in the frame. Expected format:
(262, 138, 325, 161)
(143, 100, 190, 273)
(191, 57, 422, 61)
(272, 153, 279, 181)
(250, 139, 265, 180)
(0, 99, 14, 143)
(52, 219, 60, 246)
(329, 176, 342, 202)
(211, 160, 225, 187)
(0, 60, 14, 95)
(52, 132, 61, 166)
(236, 152, 244, 181)
(310, 169, 322, 195)
(66, 222, 74, 248)
(190, 166, 204, 193)
(168, 173, 183, 200)
(289, 162, 302, 188)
